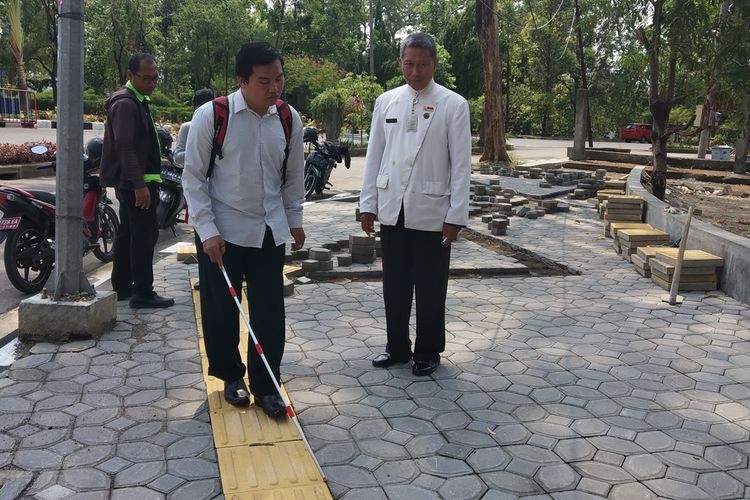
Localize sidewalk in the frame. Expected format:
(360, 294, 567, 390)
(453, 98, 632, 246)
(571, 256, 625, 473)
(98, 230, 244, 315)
(1, 199, 749, 499)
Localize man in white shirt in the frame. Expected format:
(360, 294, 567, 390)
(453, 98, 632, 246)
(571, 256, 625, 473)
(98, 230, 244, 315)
(183, 42, 305, 417)
(360, 33, 471, 377)
(173, 88, 214, 168)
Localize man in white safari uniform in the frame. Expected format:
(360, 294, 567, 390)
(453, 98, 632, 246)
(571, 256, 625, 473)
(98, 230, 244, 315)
(360, 32, 471, 376)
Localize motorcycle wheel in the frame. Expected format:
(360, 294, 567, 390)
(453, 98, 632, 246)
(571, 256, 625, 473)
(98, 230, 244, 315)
(4, 221, 54, 294)
(93, 204, 118, 262)
(304, 171, 318, 199)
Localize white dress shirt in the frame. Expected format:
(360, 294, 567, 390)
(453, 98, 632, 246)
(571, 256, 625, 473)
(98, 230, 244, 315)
(172, 120, 190, 168)
(182, 90, 304, 248)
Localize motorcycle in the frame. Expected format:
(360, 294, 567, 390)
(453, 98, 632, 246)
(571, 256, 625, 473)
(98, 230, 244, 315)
(155, 128, 187, 232)
(0, 139, 119, 294)
(303, 127, 351, 199)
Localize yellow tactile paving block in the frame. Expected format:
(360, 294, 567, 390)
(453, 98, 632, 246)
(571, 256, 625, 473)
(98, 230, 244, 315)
(218, 442, 324, 496)
(191, 278, 331, 499)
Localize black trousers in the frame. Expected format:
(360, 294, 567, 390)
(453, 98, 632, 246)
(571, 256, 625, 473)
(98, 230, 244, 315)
(379, 209, 451, 362)
(196, 227, 286, 396)
(112, 184, 159, 297)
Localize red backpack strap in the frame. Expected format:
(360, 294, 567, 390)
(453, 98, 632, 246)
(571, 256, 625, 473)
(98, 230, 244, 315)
(276, 99, 293, 185)
(207, 96, 229, 178)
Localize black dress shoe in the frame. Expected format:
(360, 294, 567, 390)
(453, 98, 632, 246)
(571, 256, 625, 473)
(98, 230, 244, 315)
(224, 379, 250, 406)
(412, 359, 440, 376)
(116, 290, 132, 301)
(372, 352, 412, 368)
(254, 393, 286, 418)
(129, 292, 175, 309)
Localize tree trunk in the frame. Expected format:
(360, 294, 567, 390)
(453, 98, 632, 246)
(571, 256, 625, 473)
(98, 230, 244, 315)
(324, 108, 343, 142)
(734, 93, 750, 174)
(275, 0, 286, 48)
(650, 99, 671, 200)
(476, 0, 510, 163)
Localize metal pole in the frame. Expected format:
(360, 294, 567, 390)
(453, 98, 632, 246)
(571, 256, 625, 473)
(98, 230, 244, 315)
(55, 0, 92, 299)
(663, 206, 693, 305)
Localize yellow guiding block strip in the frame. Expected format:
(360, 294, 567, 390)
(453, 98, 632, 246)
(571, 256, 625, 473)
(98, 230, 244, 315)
(191, 278, 331, 499)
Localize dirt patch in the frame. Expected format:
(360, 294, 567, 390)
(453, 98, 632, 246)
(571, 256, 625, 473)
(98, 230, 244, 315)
(665, 180, 750, 239)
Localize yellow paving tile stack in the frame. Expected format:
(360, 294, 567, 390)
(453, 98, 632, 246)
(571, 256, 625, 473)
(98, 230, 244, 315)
(616, 228, 671, 261)
(191, 279, 331, 500)
(603, 195, 644, 223)
(649, 249, 724, 291)
(630, 245, 671, 277)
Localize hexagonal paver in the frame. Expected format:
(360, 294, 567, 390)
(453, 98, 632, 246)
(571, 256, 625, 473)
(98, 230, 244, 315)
(373, 460, 419, 484)
(634, 431, 676, 452)
(534, 463, 580, 491)
(416, 456, 472, 478)
(493, 424, 531, 445)
(622, 454, 667, 480)
(644, 478, 713, 499)
(696, 471, 745, 500)
(438, 475, 488, 500)
(554, 438, 597, 462)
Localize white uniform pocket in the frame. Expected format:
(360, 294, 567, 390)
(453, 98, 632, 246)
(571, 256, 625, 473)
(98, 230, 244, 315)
(376, 174, 389, 189)
(422, 181, 450, 197)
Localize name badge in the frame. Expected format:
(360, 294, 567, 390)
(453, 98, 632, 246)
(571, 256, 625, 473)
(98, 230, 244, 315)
(386, 118, 397, 123)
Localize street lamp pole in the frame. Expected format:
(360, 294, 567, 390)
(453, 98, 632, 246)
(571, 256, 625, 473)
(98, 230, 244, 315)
(54, 0, 92, 298)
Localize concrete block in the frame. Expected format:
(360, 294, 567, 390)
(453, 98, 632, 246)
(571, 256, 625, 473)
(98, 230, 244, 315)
(349, 235, 376, 247)
(292, 249, 309, 260)
(318, 260, 334, 271)
(283, 279, 294, 297)
(525, 211, 538, 220)
(295, 276, 312, 285)
(322, 242, 341, 251)
(337, 254, 352, 267)
(19, 291, 116, 341)
(337, 239, 350, 249)
(309, 248, 332, 261)
(301, 259, 320, 273)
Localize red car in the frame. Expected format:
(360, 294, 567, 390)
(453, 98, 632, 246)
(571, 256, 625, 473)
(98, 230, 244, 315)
(620, 123, 652, 143)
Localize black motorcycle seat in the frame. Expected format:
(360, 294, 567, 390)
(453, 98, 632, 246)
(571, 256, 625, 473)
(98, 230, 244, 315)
(27, 191, 56, 206)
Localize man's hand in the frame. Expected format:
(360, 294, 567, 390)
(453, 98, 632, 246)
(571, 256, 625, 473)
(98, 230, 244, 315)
(202, 235, 225, 267)
(290, 227, 305, 251)
(360, 213, 376, 236)
(134, 186, 151, 209)
(442, 224, 461, 247)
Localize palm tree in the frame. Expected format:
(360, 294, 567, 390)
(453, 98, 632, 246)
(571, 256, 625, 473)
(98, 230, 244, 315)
(4, 0, 30, 115)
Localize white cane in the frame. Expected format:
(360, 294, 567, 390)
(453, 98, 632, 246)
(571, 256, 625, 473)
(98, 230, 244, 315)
(219, 265, 326, 481)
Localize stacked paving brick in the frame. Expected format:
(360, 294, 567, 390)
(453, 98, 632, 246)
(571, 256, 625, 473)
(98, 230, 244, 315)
(649, 249, 724, 291)
(630, 245, 671, 277)
(308, 248, 334, 271)
(603, 195, 644, 222)
(615, 228, 671, 260)
(349, 235, 377, 264)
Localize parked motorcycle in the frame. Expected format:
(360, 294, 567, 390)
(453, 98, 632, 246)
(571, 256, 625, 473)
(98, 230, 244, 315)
(0, 139, 119, 294)
(303, 127, 351, 199)
(155, 128, 186, 232)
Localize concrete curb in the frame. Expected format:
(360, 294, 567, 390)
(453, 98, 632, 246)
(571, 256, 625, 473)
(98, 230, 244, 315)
(37, 119, 104, 131)
(628, 165, 750, 304)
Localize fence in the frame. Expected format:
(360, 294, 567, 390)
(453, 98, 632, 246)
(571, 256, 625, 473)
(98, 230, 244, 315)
(0, 88, 38, 127)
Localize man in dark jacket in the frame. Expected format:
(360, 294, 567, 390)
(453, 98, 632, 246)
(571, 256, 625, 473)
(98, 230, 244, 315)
(100, 52, 174, 309)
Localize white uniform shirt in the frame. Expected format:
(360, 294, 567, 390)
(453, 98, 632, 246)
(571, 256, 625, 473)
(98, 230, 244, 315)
(182, 90, 304, 248)
(172, 120, 190, 168)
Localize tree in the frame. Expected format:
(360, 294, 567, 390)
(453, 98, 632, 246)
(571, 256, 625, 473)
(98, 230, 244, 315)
(476, 0, 510, 163)
(3, 0, 28, 97)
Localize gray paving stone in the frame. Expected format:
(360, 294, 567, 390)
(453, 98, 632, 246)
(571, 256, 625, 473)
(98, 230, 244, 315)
(166, 458, 218, 480)
(553, 439, 597, 462)
(704, 445, 747, 470)
(147, 474, 184, 494)
(572, 462, 634, 483)
(166, 478, 220, 499)
(643, 478, 712, 499)
(110, 487, 165, 500)
(493, 424, 531, 445)
(60, 468, 111, 490)
(622, 454, 667, 480)
(325, 465, 378, 487)
(340, 487, 388, 500)
(438, 475, 488, 500)
(576, 477, 611, 497)
(480, 471, 542, 495)
(696, 471, 745, 500)
(359, 439, 409, 460)
(609, 482, 656, 500)
(12, 449, 63, 470)
(405, 434, 447, 458)
(374, 460, 419, 484)
(115, 461, 166, 487)
(416, 456, 473, 478)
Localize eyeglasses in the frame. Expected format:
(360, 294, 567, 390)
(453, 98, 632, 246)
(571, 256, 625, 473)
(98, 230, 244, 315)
(134, 73, 161, 84)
